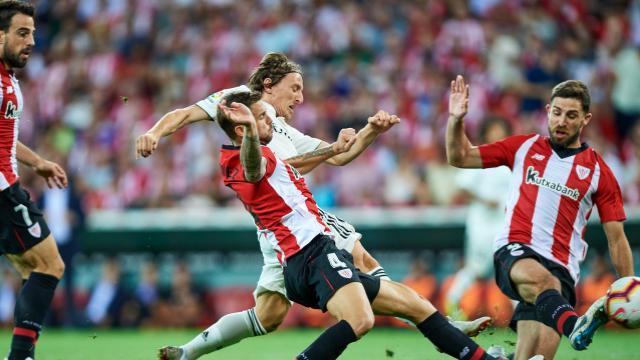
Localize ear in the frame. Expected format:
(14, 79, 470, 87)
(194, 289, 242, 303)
(545, 104, 550, 113)
(262, 78, 273, 93)
(583, 112, 592, 127)
(234, 125, 244, 140)
(0, 31, 6, 46)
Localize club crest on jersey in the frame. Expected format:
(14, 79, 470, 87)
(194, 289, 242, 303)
(4, 100, 18, 119)
(27, 223, 41, 238)
(576, 165, 590, 180)
(338, 269, 353, 279)
(525, 166, 579, 201)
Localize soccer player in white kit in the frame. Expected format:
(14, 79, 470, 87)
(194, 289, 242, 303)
(446, 75, 634, 360)
(445, 117, 511, 316)
(136, 53, 490, 360)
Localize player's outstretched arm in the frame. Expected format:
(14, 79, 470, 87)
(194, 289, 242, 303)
(324, 110, 400, 166)
(135, 105, 210, 158)
(16, 141, 68, 189)
(219, 102, 266, 182)
(603, 221, 635, 277)
(446, 75, 483, 168)
(285, 128, 357, 175)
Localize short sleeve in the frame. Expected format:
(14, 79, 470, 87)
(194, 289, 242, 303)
(478, 134, 536, 169)
(593, 159, 626, 223)
(195, 85, 251, 120)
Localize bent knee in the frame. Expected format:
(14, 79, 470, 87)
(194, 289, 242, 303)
(35, 258, 65, 279)
(260, 307, 288, 332)
(345, 310, 375, 337)
(256, 293, 290, 332)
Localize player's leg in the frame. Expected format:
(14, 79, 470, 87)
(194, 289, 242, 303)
(371, 279, 495, 359)
(513, 320, 560, 360)
(288, 237, 376, 360)
(5, 235, 64, 360)
(163, 262, 287, 360)
(296, 282, 374, 360)
(510, 258, 579, 340)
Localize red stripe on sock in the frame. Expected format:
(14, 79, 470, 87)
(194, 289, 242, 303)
(556, 310, 577, 334)
(14, 327, 37, 341)
(470, 347, 485, 360)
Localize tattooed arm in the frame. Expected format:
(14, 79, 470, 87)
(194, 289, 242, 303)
(241, 124, 267, 182)
(285, 128, 357, 175)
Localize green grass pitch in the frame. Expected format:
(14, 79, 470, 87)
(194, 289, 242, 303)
(2, 328, 639, 359)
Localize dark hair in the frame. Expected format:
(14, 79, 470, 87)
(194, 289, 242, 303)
(0, 1, 34, 32)
(247, 52, 302, 92)
(479, 116, 512, 143)
(217, 91, 263, 140)
(550, 80, 591, 114)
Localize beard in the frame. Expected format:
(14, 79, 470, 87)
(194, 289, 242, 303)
(548, 126, 580, 148)
(3, 45, 28, 68)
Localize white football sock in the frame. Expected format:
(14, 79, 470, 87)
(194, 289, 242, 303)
(182, 308, 266, 359)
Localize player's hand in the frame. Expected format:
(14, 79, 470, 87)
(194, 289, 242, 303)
(218, 101, 255, 127)
(332, 128, 357, 154)
(135, 132, 159, 159)
(449, 75, 469, 120)
(34, 160, 68, 189)
(368, 110, 400, 134)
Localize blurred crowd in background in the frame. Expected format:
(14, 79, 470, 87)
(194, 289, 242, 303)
(0, 251, 617, 329)
(15, 0, 640, 210)
(2, 0, 639, 329)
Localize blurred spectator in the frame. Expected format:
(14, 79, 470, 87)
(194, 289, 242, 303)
(402, 256, 437, 301)
(0, 268, 21, 327)
(146, 261, 204, 328)
(85, 258, 128, 327)
(135, 260, 160, 322)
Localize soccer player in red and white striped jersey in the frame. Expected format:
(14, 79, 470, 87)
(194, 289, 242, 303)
(216, 91, 500, 360)
(446, 75, 634, 359)
(0, 2, 68, 360)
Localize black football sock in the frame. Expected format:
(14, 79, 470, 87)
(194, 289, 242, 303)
(296, 320, 358, 360)
(417, 312, 494, 360)
(9, 272, 59, 360)
(535, 289, 578, 337)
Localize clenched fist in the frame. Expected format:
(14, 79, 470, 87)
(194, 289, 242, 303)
(135, 132, 159, 158)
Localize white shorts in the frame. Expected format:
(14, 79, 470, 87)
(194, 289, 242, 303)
(253, 208, 362, 300)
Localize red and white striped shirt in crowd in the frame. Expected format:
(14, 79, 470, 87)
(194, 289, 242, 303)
(0, 62, 24, 190)
(220, 145, 331, 264)
(479, 134, 626, 283)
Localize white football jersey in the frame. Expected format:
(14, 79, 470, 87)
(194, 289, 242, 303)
(261, 102, 322, 159)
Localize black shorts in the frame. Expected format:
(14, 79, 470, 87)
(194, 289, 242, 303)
(494, 243, 576, 331)
(283, 235, 381, 312)
(0, 182, 51, 255)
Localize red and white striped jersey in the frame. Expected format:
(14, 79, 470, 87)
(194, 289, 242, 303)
(0, 62, 24, 190)
(220, 145, 331, 263)
(479, 134, 626, 283)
